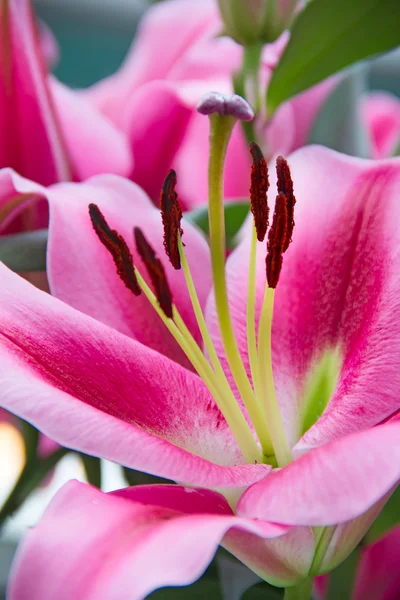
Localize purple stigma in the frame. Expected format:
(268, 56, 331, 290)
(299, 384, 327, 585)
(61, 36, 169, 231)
(196, 92, 254, 121)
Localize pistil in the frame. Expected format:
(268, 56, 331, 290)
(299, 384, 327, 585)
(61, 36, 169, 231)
(247, 142, 269, 411)
(199, 95, 273, 457)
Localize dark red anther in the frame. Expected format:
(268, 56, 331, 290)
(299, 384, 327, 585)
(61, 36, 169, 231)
(160, 169, 183, 270)
(89, 203, 141, 296)
(266, 192, 288, 289)
(249, 141, 269, 242)
(276, 156, 296, 252)
(134, 227, 174, 319)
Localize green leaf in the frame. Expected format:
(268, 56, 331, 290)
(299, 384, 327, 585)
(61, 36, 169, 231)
(20, 420, 40, 466)
(80, 454, 102, 488)
(148, 563, 222, 599)
(242, 582, 283, 599)
(0, 229, 47, 272)
(185, 201, 249, 249)
(326, 547, 361, 600)
(267, 0, 400, 115)
(147, 579, 222, 599)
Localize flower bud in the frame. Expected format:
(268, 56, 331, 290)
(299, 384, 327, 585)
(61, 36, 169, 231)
(217, 0, 301, 45)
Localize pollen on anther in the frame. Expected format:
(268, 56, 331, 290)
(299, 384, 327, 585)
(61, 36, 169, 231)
(276, 156, 296, 252)
(160, 169, 183, 270)
(266, 192, 288, 289)
(134, 227, 174, 319)
(88, 203, 141, 296)
(249, 141, 269, 242)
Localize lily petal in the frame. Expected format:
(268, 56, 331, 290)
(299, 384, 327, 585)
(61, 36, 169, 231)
(0, 262, 269, 486)
(0, 169, 47, 233)
(0, 0, 71, 185)
(237, 421, 400, 526)
(361, 92, 400, 159)
(126, 81, 192, 204)
(50, 78, 133, 180)
(8, 481, 292, 600)
(354, 525, 400, 600)
(46, 174, 212, 366)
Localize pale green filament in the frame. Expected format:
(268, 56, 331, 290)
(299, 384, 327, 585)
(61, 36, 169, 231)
(134, 268, 262, 464)
(207, 114, 272, 457)
(246, 223, 264, 405)
(257, 286, 292, 467)
(178, 234, 225, 377)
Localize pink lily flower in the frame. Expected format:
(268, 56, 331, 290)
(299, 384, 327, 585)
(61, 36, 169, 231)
(315, 525, 400, 599)
(1, 91, 400, 595)
(0, 0, 132, 232)
(85, 0, 335, 208)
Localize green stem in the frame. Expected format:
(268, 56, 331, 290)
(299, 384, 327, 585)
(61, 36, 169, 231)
(233, 42, 263, 144)
(0, 447, 69, 532)
(243, 42, 264, 114)
(284, 576, 314, 600)
(207, 114, 272, 457)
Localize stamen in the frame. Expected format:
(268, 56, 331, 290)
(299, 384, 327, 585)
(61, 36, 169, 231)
(276, 155, 296, 252)
(133, 227, 173, 319)
(88, 204, 141, 296)
(134, 266, 262, 464)
(266, 191, 288, 289)
(258, 286, 293, 467)
(256, 156, 297, 467)
(247, 223, 263, 404)
(160, 169, 183, 270)
(249, 141, 269, 242)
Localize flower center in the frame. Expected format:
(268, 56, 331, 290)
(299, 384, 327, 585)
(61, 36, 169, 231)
(89, 94, 296, 468)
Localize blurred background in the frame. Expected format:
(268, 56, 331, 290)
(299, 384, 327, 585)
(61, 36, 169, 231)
(34, 0, 148, 87)
(33, 0, 400, 94)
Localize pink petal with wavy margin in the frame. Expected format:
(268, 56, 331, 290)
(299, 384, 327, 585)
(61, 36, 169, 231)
(8, 481, 292, 600)
(237, 422, 400, 526)
(0, 262, 270, 486)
